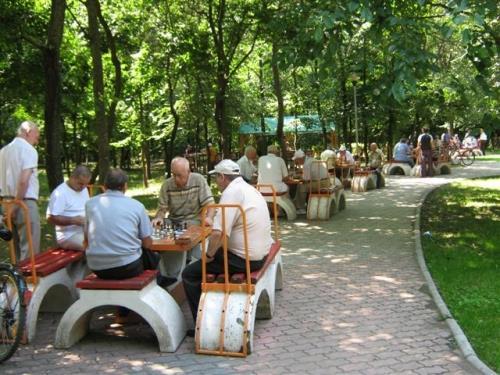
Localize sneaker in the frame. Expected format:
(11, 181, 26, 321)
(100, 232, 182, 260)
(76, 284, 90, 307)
(296, 208, 307, 215)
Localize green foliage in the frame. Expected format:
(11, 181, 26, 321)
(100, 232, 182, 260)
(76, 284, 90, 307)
(421, 177, 500, 371)
(0, 0, 497, 167)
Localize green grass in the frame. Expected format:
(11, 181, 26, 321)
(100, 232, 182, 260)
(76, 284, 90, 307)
(420, 177, 500, 372)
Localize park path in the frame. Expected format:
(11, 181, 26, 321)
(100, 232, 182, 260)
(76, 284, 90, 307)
(3, 159, 500, 375)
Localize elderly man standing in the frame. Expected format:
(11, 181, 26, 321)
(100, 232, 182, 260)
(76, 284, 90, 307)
(257, 145, 289, 193)
(292, 150, 330, 214)
(182, 160, 272, 334)
(46, 165, 91, 251)
(368, 143, 384, 188)
(0, 120, 41, 260)
(237, 145, 258, 183)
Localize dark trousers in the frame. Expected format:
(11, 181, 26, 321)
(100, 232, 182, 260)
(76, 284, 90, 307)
(370, 168, 382, 188)
(479, 140, 487, 155)
(93, 248, 159, 280)
(182, 249, 265, 322)
(421, 149, 434, 177)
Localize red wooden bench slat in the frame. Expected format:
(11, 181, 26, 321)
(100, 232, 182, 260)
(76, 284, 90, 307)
(77, 270, 158, 290)
(208, 241, 281, 285)
(260, 191, 287, 197)
(18, 248, 85, 277)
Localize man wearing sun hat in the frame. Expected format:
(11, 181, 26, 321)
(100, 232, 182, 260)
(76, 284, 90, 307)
(182, 159, 272, 330)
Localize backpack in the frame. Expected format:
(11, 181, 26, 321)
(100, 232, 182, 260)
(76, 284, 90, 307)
(420, 134, 432, 150)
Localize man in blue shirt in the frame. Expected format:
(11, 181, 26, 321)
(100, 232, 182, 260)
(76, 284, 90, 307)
(393, 138, 414, 167)
(85, 168, 156, 279)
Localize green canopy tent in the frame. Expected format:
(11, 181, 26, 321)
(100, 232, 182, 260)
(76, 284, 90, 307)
(239, 115, 336, 151)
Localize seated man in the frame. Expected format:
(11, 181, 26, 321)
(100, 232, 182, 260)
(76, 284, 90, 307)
(336, 145, 355, 180)
(257, 144, 289, 193)
(152, 157, 215, 229)
(367, 143, 384, 188)
(46, 165, 91, 251)
(393, 138, 414, 167)
(292, 149, 329, 214)
(85, 168, 157, 280)
(182, 160, 272, 334)
(320, 148, 337, 170)
(237, 145, 258, 183)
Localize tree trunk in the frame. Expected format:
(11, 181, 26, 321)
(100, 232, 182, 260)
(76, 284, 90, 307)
(44, 0, 66, 191)
(86, 0, 109, 183)
(165, 57, 180, 174)
(272, 42, 285, 156)
(97, 4, 122, 168)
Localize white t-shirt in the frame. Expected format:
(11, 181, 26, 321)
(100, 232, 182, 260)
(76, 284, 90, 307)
(336, 150, 355, 164)
(0, 137, 39, 199)
(303, 157, 329, 181)
(257, 154, 289, 193)
(213, 177, 272, 261)
(47, 182, 89, 242)
(479, 132, 487, 141)
(237, 155, 257, 181)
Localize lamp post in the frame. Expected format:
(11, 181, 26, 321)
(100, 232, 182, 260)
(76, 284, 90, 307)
(350, 73, 359, 154)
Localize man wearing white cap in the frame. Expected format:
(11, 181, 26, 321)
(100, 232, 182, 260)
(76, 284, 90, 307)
(292, 150, 330, 214)
(257, 144, 289, 193)
(182, 159, 273, 331)
(336, 145, 355, 182)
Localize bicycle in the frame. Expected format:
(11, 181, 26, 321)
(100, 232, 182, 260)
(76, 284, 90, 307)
(0, 219, 27, 363)
(448, 145, 475, 166)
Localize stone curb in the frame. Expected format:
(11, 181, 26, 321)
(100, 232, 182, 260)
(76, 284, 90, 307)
(414, 181, 498, 375)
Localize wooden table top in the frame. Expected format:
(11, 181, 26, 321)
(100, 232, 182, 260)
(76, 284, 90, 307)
(150, 225, 211, 252)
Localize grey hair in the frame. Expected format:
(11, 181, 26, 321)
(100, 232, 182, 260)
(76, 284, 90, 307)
(267, 144, 279, 155)
(71, 165, 91, 179)
(244, 145, 256, 155)
(17, 121, 38, 135)
(104, 168, 128, 190)
(171, 156, 190, 171)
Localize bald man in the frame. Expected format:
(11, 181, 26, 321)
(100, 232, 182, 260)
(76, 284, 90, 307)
(152, 157, 215, 282)
(152, 157, 215, 228)
(237, 145, 258, 183)
(0, 120, 41, 260)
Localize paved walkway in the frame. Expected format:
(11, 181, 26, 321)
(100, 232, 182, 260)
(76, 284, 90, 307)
(4, 159, 500, 374)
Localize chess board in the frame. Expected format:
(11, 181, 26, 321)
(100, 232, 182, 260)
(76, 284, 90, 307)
(150, 225, 210, 252)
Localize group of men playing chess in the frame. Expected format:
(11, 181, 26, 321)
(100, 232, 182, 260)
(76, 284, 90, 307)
(46, 157, 272, 329)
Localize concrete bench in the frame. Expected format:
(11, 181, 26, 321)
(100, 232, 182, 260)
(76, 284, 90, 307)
(258, 189, 296, 221)
(18, 248, 87, 343)
(382, 160, 412, 176)
(196, 241, 282, 357)
(351, 169, 385, 192)
(307, 185, 346, 220)
(54, 270, 186, 352)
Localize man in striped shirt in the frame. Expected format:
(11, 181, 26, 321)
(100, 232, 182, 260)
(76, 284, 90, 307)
(152, 157, 215, 281)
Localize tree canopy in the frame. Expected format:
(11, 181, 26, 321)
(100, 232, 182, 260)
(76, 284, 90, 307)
(0, 0, 498, 189)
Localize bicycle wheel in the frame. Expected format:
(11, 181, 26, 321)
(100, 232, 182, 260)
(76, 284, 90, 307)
(461, 150, 475, 166)
(449, 150, 460, 165)
(0, 264, 26, 363)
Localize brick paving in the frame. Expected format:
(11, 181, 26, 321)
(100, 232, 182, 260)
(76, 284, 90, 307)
(3, 160, 499, 374)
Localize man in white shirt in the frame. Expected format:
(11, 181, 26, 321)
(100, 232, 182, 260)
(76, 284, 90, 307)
(47, 165, 91, 251)
(237, 145, 258, 183)
(257, 144, 289, 193)
(0, 120, 41, 260)
(182, 160, 272, 331)
(292, 150, 330, 213)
